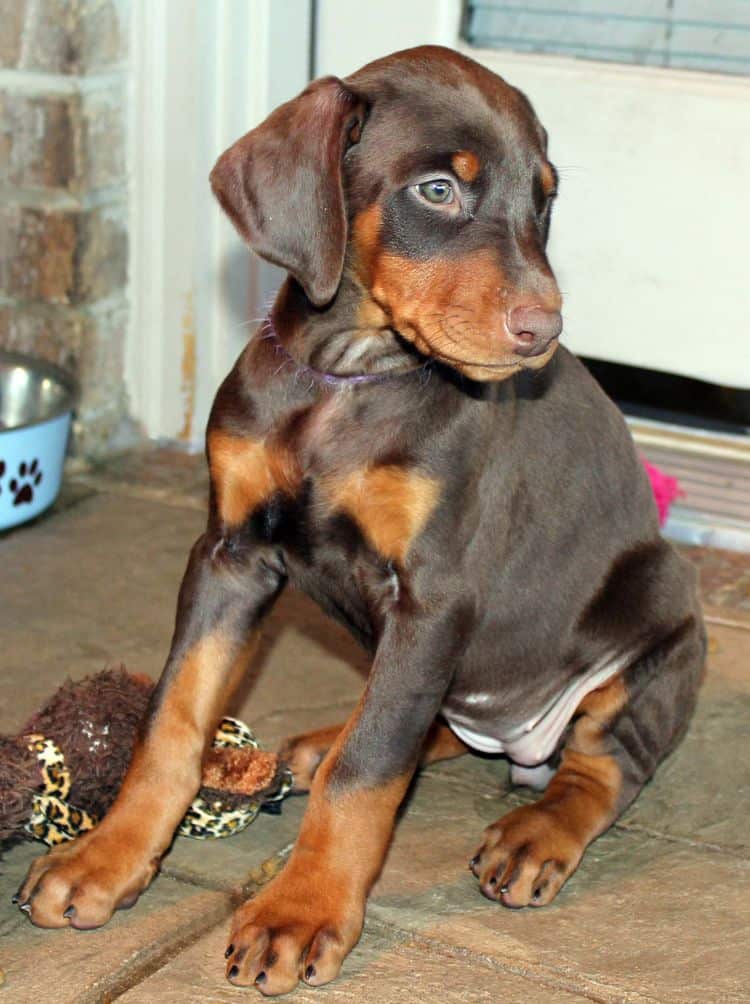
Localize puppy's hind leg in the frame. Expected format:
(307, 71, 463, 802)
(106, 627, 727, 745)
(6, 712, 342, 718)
(471, 617, 704, 909)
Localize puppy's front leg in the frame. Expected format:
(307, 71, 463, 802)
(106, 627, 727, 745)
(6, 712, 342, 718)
(16, 531, 286, 929)
(226, 603, 464, 995)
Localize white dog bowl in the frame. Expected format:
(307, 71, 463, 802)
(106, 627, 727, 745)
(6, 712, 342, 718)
(0, 351, 77, 531)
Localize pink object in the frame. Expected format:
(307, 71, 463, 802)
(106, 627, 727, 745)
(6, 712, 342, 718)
(642, 459, 682, 525)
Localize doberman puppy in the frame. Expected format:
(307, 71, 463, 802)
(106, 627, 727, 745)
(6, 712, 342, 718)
(17, 46, 704, 995)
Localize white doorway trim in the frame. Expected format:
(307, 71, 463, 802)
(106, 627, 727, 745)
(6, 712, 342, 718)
(127, 0, 312, 446)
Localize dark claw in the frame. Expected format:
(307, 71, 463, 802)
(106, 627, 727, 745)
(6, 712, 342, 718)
(488, 876, 496, 887)
(499, 883, 509, 893)
(228, 965, 239, 979)
(256, 971, 267, 984)
(11, 894, 19, 904)
(20, 902, 31, 913)
(225, 944, 234, 959)
(305, 964, 316, 981)
(469, 855, 479, 868)
(63, 905, 76, 918)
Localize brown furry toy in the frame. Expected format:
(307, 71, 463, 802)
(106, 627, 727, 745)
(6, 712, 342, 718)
(0, 667, 291, 852)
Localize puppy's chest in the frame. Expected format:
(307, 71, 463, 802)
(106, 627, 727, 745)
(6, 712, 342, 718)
(209, 393, 440, 570)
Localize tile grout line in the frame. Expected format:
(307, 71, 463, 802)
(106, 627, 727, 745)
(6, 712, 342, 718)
(69, 478, 207, 512)
(364, 912, 660, 1004)
(613, 820, 748, 860)
(91, 830, 732, 1004)
(161, 842, 295, 896)
(155, 778, 745, 909)
(420, 770, 748, 861)
(75, 887, 234, 1004)
(74, 846, 653, 1004)
(77, 845, 295, 1002)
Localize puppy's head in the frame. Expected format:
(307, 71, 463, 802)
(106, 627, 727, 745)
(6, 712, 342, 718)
(210, 46, 562, 381)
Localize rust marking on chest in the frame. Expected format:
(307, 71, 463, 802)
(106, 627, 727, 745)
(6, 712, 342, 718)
(208, 430, 300, 528)
(326, 465, 440, 564)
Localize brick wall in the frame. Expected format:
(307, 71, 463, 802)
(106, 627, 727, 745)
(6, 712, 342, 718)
(0, 0, 132, 455)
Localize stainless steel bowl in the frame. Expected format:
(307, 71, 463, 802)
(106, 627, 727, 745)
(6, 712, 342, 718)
(0, 351, 78, 530)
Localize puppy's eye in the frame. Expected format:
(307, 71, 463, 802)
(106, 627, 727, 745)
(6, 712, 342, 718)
(416, 179, 454, 205)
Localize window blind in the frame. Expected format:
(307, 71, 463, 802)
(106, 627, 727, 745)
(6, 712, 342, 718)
(464, 1, 750, 75)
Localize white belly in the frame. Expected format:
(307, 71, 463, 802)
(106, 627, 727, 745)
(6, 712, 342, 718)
(441, 650, 633, 767)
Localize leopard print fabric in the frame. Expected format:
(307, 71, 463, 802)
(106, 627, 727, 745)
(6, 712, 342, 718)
(24, 735, 98, 845)
(178, 717, 291, 838)
(23, 718, 291, 846)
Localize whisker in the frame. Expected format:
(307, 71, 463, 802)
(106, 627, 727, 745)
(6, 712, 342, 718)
(235, 315, 266, 330)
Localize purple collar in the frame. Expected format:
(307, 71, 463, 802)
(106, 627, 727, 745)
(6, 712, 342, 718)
(260, 318, 429, 388)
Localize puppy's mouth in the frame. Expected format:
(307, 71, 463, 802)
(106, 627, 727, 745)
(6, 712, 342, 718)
(516, 334, 560, 370)
(413, 342, 523, 379)
(432, 331, 561, 378)
(392, 314, 561, 382)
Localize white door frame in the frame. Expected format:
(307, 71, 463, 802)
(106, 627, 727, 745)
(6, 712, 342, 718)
(127, 0, 312, 446)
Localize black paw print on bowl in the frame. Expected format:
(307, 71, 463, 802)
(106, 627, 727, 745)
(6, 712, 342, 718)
(8, 459, 43, 506)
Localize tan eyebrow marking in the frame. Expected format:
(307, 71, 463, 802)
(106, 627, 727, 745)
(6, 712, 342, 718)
(540, 162, 557, 196)
(451, 150, 481, 183)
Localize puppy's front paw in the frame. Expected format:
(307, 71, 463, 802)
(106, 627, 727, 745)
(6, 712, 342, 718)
(470, 803, 584, 908)
(14, 829, 158, 930)
(225, 856, 364, 995)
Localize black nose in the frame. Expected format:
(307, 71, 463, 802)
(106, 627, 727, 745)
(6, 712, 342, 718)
(507, 305, 563, 357)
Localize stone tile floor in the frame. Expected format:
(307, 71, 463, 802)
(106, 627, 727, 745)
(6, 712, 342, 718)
(1, 448, 748, 1002)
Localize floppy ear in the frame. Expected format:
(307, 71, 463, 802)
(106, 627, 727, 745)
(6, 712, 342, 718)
(210, 77, 366, 307)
